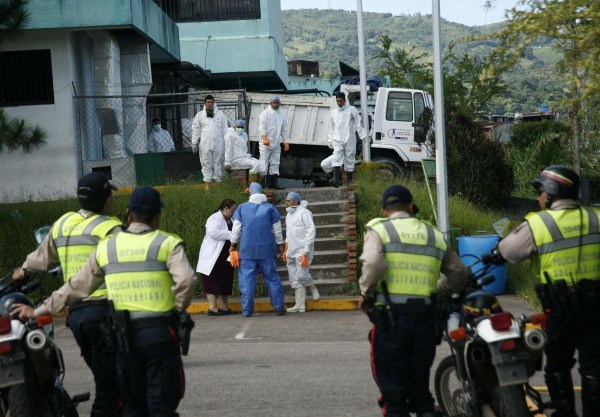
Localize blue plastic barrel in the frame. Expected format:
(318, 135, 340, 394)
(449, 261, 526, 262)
(457, 235, 507, 295)
(540, 105, 549, 112)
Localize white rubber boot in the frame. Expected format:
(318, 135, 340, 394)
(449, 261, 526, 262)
(307, 283, 320, 301)
(286, 286, 306, 313)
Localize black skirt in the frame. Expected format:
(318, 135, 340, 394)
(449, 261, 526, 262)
(200, 225, 234, 296)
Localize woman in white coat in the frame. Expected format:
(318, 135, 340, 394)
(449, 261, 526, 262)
(283, 191, 320, 313)
(197, 198, 238, 315)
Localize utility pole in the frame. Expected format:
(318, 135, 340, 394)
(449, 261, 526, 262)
(432, 0, 450, 239)
(571, 38, 581, 176)
(356, 0, 370, 161)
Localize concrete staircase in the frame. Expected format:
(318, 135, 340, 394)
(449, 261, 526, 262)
(269, 186, 357, 295)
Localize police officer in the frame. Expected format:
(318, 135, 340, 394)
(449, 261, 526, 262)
(496, 166, 600, 417)
(14, 186, 196, 417)
(358, 184, 469, 417)
(12, 172, 123, 417)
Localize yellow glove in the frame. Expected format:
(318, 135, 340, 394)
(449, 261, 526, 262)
(229, 250, 240, 268)
(282, 243, 288, 262)
(261, 135, 269, 146)
(299, 254, 309, 268)
(283, 142, 290, 152)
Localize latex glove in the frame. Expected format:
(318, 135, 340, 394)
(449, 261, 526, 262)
(261, 135, 270, 146)
(299, 254, 310, 268)
(327, 142, 333, 149)
(192, 143, 198, 154)
(282, 243, 288, 262)
(229, 250, 240, 268)
(283, 142, 290, 152)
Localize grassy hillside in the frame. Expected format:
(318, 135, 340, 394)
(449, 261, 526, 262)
(282, 9, 565, 114)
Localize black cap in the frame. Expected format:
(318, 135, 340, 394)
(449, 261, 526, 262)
(77, 173, 117, 205)
(129, 187, 164, 216)
(382, 184, 419, 214)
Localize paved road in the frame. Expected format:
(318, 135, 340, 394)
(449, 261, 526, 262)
(56, 295, 580, 416)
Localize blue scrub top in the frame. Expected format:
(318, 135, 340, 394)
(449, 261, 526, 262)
(233, 201, 280, 259)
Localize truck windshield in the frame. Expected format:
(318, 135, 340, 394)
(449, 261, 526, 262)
(386, 92, 413, 122)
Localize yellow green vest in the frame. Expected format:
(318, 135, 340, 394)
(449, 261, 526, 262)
(367, 217, 447, 297)
(525, 207, 600, 284)
(51, 211, 122, 298)
(95, 230, 183, 312)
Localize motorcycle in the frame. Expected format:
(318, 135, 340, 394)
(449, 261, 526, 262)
(0, 226, 88, 417)
(434, 218, 549, 417)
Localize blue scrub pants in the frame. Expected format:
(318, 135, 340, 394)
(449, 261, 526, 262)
(238, 257, 284, 316)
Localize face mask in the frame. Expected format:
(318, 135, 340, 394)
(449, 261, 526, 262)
(206, 109, 214, 118)
(286, 206, 297, 214)
(236, 128, 245, 135)
(152, 125, 161, 131)
(337, 103, 346, 110)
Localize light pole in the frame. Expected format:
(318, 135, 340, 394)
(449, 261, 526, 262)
(356, 0, 371, 161)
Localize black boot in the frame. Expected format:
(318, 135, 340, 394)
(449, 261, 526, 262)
(582, 374, 600, 417)
(329, 166, 342, 188)
(270, 174, 284, 190)
(346, 170, 354, 185)
(545, 372, 578, 417)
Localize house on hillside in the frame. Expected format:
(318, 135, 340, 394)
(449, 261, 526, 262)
(0, 0, 289, 202)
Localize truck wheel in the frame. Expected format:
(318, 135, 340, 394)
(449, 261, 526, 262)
(372, 157, 405, 178)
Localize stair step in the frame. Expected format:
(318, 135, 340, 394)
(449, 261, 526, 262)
(270, 186, 349, 201)
(279, 212, 347, 226)
(313, 237, 348, 251)
(276, 262, 348, 280)
(277, 249, 348, 266)
(301, 223, 348, 238)
(275, 200, 348, 215)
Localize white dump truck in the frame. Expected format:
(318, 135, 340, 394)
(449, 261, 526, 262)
(244, 86, 434, 181)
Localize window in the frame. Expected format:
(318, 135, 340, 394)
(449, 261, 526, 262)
(386, 91, 413, 122)
(154, 0, 261, 23)
(0, 49, 54, 106)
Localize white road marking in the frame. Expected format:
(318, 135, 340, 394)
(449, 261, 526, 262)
(234, 321, 262, 340)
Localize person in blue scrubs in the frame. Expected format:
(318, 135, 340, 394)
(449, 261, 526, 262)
(229, 182, 286, 316)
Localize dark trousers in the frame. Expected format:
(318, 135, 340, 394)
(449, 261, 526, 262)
(117, 325, 184, 417)
(68, 302, 122, 417)
(369, 313, 437, 417)
(545, 306, 600, 417)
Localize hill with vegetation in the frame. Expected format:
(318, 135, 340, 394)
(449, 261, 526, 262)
(282, 9, 565, 114)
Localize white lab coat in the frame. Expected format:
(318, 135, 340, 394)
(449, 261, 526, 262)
(224, 127, 266, 175)
(196, 211, 232, 276)
(258, 106, 289, 175)
(321, 103, 367, 173)
(191, 103, 229, 182)
(147, 126, 175, 152)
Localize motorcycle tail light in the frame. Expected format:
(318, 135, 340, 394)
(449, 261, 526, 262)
(449, 327, 466, 341)
(530, 313, 548, 330)
(0, 342, 11, 353)
(490, 312, 512, 331)
(0, 316, 11, 334)
(36, 315, 53, 328)
(500, 339, 516, 351)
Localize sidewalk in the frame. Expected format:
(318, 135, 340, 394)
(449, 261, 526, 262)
(187, 295, 360, 314)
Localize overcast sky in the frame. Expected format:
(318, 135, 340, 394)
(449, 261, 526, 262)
(280, 0, 520, 27)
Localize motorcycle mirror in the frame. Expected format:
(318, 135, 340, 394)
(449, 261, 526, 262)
(491, 217, 513, 238)
(34, 225, 51, 245)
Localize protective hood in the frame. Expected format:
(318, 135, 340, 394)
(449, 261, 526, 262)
(249, 193, 268, 204)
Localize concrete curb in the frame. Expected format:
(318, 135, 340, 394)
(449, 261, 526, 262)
(187, 296, 360, 314)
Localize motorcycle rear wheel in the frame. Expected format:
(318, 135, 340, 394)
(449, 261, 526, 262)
(434, 355, 478, 417)
(7, 382, 79, 417)
(7, 383, 39, 417)
(489, 383, 531, 417)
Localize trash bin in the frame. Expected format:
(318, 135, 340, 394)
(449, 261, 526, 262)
(458, 235, 507, 295)
(134, 153, 164, 186)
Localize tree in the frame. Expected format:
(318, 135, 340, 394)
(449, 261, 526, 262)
(483, 0, 600, 174)
(0, 0, 47, 153)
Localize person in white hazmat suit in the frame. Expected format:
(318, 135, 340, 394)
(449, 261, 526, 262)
(147, 117, 175, 152)
(224, 119, 267, 177)
(283, 191, 320, 313)
(258, 96, 290, 190)
(321, 91, 367, 187)
(191, 95, 229, 182)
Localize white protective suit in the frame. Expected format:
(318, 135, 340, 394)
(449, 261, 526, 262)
(258, 106, 289, 175)
(321, 102, 367, 173)
(147, 125, 175, 153)
(224, 127, 266, 175)
(285, 200, 316, 289)
(191, 104, 229, 182)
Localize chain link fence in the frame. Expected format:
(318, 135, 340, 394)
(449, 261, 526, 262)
(75, 90, 247, 187)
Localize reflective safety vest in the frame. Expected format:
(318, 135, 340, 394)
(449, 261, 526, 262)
(95, 230, 182, 312)
(525, 207, 600, 284)
(51, 211, 122, 298)
(367, 217, 447, 297)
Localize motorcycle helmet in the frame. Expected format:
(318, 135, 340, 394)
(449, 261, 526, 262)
(462, 290, 503, 320)
(0, 292, 34, 317)
(531, 165, 579, 199)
